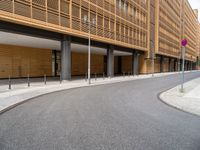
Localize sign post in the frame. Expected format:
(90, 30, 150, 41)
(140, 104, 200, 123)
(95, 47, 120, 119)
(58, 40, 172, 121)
(180, 39, 187, 93)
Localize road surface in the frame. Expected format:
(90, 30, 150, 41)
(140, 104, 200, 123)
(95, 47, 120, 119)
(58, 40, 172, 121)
(0, 72, 200, 150)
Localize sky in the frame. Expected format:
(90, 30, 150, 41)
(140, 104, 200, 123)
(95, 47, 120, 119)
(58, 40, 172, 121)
(188, 0, 200, 21)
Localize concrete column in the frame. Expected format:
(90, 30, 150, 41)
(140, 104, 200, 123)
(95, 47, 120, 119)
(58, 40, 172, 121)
(187, 61, 189, 71)
(168, 58, 171, 72)
(54, 51, 57, 77)
(61, 35, 71, 80)
(179, 59, 182, 71)
(193, 62, 196, 70)
(107, 46, 114, 77)
(177, 59, 180, 72)
(160, 56, 164, 73)
(174, 59, 177, 72)
(190, 61, 193, 70)
(132, 51, 139, 75)
(184, 61, 187, 71)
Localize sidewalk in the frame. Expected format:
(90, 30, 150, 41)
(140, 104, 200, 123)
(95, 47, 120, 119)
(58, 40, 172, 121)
(0, 71, 197, 113)
(160, 75, 200, 116)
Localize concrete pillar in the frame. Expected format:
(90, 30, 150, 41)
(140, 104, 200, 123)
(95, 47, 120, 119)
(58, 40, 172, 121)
(185, 60, 187, 71)
(160, 56, 164, 73)
(177, 59, 180, 72)
(107, 46, 114, 77)
(61, 35, 71, 80)
(193, 62, 196, 70)
(179, 59, 182, 72)
(132, 51, 139, 75)
(168, 58, 171, 72)
(174, 59, 177, 72)
(185, 61, 187, 71)
(190, 61, 193, 70)
(187, 61, 189, 71)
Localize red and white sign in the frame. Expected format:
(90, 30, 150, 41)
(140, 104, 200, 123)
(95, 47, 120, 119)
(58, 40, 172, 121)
(181, 39, 188, 47)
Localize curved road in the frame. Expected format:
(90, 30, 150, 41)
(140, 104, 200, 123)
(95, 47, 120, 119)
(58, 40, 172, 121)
(0, 72, 200, 150)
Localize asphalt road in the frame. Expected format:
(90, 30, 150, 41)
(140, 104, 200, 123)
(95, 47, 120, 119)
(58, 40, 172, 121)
(0, 72, 200, 150)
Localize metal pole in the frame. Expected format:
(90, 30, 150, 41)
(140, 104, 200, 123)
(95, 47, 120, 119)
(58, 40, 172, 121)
(95, 73, 97, 80)
(181, 46, 185, 93)
(88, 22, 91, 84)
(8, 75, 11, 90)
(103, 72, 105, 80)
(85, 72, 87, 81)
(27, 74, 30, 87)
(44, 74, 47, 85)
(60, 74, 61, 84)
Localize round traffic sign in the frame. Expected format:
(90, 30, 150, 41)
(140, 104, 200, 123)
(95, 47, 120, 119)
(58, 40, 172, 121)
(181, 39, 188, 47)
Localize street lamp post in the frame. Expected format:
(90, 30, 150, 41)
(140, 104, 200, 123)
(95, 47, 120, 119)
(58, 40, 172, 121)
(83, 15, 96, 84)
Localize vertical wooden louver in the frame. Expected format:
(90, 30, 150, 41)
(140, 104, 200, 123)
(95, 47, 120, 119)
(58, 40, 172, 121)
(32, 0, 46, 22)
(0, 0, 13, 13)
(14, 0, 31, 17)
(47, 0, 59, 25)
(0, 0, 149, 52)
(60, 0, 70, 27)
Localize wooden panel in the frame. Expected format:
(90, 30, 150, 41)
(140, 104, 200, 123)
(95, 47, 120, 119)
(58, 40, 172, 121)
(72, 52, 104, 75)
(154, 58, 160, 73)
(0, 44, 52, 78)
(0, 55, 12, 78)
(163, 58, 169, 72)
(121, 56, 132, 73)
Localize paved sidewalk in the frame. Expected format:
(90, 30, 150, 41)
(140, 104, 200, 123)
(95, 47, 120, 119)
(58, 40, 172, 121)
(0, 71, 197, 113)
(160, 75, 200, 116)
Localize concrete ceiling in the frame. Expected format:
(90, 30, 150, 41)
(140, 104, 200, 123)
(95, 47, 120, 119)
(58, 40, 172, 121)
(0, 31, 131, 56)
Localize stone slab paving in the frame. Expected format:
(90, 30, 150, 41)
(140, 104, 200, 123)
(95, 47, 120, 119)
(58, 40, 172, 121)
(160, 75, 200, 116)
(0, 71, 197, 113)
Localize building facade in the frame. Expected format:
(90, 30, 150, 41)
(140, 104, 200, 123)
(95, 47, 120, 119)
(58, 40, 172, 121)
(0, 0, 198, 79)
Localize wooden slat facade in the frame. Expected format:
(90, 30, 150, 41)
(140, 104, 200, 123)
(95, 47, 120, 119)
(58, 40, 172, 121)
(0, 44, 52, 78)
(0, 0, 199, 77)
(155, 0, 181, 58)
(155, 0, 198, 62)
(0, 0, 149, 52)
(182, 0, 198, 61)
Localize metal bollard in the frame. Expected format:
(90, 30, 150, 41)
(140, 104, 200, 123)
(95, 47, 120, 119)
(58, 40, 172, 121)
(128, 72, 130, 77)
(8, 75, 11, 90)
(123, 72, 125, 77)
(95, 73, 97, 81)
(60, 75, 62, 84)
(27, 74, 30, 87)
(44, 74, 47, 85)
(85, 73, 87, 81)
(103, 72, 105, 80)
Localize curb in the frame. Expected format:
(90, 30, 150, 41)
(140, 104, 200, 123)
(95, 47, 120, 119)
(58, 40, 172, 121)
(0, 71, 198, 115)
(158, 79, 200, 117)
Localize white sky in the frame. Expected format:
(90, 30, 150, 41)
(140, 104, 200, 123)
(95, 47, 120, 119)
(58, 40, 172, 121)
(188, 0, 200, 21)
